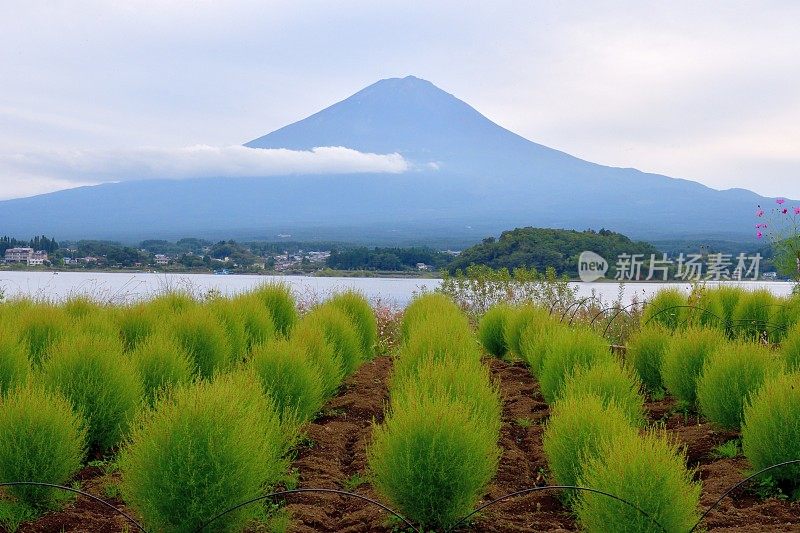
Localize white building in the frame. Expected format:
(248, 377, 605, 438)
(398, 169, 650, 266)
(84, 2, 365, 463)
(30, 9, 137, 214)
(27, 251, 48, 266)
(4, 247, 34, 263)
(154, 254, 169, 265)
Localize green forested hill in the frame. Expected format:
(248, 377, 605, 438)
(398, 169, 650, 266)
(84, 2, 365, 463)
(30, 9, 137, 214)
(448, 227, 659, 277)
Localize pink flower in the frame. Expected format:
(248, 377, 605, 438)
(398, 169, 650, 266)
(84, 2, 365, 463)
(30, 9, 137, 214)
(777, 198, 786, 205)
(756, 209, 764, 217)
(794, 207, 800, 215)
(757, 231, 763, 239)
(783, 208, 789, 214)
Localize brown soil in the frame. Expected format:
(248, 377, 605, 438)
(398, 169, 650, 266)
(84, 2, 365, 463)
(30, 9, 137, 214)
(5, 355, 800, 532)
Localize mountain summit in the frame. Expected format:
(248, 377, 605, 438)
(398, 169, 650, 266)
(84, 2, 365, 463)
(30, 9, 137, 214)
(0, 76, 774, 244)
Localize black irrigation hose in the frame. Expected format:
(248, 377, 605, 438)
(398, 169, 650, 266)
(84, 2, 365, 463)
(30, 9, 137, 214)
(193, 488, 420, 532)
(448, 484, 667, 532)
(641, 305, 722, 328)
(689, 459, 800, 533)
(601, 302, 640, 338)
(0, 481, 148, 532)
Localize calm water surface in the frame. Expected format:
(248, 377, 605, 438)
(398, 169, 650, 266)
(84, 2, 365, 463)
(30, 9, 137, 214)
(0, 271, 794, 307)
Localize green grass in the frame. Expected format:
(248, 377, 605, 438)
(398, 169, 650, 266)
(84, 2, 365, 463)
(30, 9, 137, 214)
(712, 439, 741, 459)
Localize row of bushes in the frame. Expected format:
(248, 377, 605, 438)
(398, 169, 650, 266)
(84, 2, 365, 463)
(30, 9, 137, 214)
(368, 293, 501, 529)
(479, 302, 702, 532)
(643, 286, 800, 343)
(0, 286, 378, 532)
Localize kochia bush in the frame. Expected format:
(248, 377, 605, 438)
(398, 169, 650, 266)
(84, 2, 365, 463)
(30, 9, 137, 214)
(130, 332, 194, 406)
(41, 335, 142, 454)
(782, 322, 800, 372)
(0, 383, 86, 509)
(295, 305, 363, 378)
(477, 304, 513, 358)
(170, 308, 232, 379)
(400, 293, 465, 343)
(661, 327, 727, 408)
(328, 291, 378, 359)
(731, 289, 777, 341)
(543, 394, 637, 500)
(0, 333, 29, 396)
(576, 430, 701, 533)
(519, 319, 563, 377)
(504, 305, 549, 358)
(16, 305, 68, 365)
(392, 319, 480, 382)
(696, 342, 777, 429)
(248, 283, 298, 337)
(120, 372, 289, 533)
(625, 325, 670, 393)
(742, 372, 800, 487)
(642, 288, 688, 331)
(368, 394, 500, 529)
(538, 327, 614, 404)
(560, 359, 646, 426)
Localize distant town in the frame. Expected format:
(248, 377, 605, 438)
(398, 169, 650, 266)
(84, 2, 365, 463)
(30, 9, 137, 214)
(0, 236, 454, 276)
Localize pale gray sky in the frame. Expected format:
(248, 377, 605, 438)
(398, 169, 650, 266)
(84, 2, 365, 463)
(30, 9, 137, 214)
(1, 1, 798, 200)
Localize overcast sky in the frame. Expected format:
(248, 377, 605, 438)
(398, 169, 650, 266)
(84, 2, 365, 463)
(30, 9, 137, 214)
(1, 1, 798, 200)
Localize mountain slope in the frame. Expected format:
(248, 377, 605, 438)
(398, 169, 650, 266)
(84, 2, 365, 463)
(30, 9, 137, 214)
(0, 76, 774, 244)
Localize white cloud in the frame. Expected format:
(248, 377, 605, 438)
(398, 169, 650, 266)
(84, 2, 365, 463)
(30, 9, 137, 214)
(0, 145, 409, 198)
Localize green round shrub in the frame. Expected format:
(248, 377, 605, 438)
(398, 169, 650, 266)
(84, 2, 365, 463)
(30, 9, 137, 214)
(116, 304, 158, 352)
(236, 297, 277, 353)
(393, 319, 480, 382)
(170, 308, 232, 379)
(538, 327, 614, 404)
(389, 355, 501, 428)
(543, 394, 637, 500)
(767, 294, 800, 344)
(250, 339, 326, 428)
(130, 332, 194, 406)
(742, 372, 800, 486)
(0, 383, 86, 509)
(120, 371, 289, 533)
(328, 291, 378, 359)
(697, 342, 777, 429)
(290, 326, 343, 398)
(478, 304, 513, 358)
(625, 324, 670, 393)
(147, 291, 197, 315)
(400, 293, 465, 343)
(782, 322, 800, 372)
(17, 305, 68, 365)
(41, 335, 142, 454)
(0, 333, 29, 396)
(661, 327, 726, 408)
(368, 394, 500, 529)
(519, 320, 563, 377)
(295, 305, 363, 378)
(576, 430, 701, 533)
(504, 305, 549, 358)
(642, 288, 688, 331)
(560, 359, 646, 426)
(732, 289, 777, 341)
(248, 283, 298, 337)
(62, 296, 101, 318)
(206, 298, 249, 362)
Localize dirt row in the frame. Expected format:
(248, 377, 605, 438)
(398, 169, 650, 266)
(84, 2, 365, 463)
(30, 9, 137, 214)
(5, 355, 799, 532)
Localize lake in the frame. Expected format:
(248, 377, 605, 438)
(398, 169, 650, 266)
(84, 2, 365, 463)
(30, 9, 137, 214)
(0, 272, 793, 306)
(0, 271, 795, 307)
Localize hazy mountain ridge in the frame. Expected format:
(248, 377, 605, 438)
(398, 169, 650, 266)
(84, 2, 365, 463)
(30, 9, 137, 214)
(0, 75, 776, 245)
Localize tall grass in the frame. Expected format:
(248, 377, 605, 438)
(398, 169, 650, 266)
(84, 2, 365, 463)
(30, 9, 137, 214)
(120, 371, 289, 533)
(0, 383, 86, 510)
(538, 327, 614, 404)
(41, 334, 142, 454)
